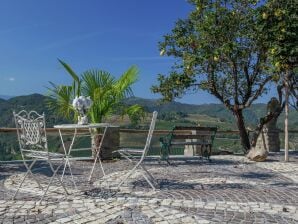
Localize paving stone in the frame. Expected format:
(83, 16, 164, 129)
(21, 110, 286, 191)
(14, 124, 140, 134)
(0, 153, 297, 223)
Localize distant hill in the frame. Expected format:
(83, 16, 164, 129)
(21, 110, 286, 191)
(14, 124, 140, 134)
(125, 97, 298, 129)
(0, 94, 69, 128)
(0, 94, 297, 129)
(0, 95, 14, 100)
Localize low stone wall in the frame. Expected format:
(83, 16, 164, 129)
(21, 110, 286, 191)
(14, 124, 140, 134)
(101, 127, 120, 160)
(255, 127, 280, 152)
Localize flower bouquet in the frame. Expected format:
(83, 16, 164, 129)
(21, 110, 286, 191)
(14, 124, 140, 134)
(72, 96, 92, 125)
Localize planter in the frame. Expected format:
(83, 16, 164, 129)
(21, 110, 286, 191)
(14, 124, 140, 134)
(91, 127, 120, 160)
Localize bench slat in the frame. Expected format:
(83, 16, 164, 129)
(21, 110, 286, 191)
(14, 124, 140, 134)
(172, 134, 213, 139)
(171, 141, 211, 145)
(173, 126, 217, 131)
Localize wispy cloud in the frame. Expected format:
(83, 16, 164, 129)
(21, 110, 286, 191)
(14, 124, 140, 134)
(37, 30, 117, 51)
(8, 77, 15, 82)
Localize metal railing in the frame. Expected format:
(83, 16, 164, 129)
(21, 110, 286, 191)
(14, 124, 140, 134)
(0, 128, 297, 161)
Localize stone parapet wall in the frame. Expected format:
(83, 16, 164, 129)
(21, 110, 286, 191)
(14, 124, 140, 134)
(255, 127, 280, 152)
(101, 127, 120, 160)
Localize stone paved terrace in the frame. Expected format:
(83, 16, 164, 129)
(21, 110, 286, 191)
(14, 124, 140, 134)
(0, 152, 298, 224)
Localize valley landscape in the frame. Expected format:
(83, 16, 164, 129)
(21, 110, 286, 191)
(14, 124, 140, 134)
(0, 94, 297, 161)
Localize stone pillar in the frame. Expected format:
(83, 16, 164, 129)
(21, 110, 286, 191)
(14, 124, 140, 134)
(255, 127, 280, 152)
(101, 126, 120, 160)
(255, 97, 281, 152)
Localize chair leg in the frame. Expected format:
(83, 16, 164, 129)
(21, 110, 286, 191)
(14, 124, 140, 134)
(98, 157, 105, 176)
(140, 165, 157, 189)
(54, 169, 69, 196)
(12, 169, 30, 200)
(140, 164, 155, 181)
(119, 152, 133, 163)
(61, 159, 68, 180)
(67, 160, 77, 188)
(49, 161, 69, 194)
(62, 158, 77, 189)
(88, 155, 105, 182)
(13, 159, 41, 200)
(141, 173, 156, 190)
(118, 162, 157, 190)
(23, 160, 43, 190)
(117, 163, 139, 189)
(40, 160, 69, 203)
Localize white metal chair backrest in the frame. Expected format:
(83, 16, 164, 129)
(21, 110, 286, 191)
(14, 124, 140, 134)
(141, 111, 158, 160)
(13, 110, 48, 156)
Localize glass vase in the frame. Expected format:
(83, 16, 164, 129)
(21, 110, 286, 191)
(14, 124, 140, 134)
(78, 115, 89, 125)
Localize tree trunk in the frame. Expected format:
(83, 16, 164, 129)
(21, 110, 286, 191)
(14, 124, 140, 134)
(91, 129, 102, 159)
(233, 109, 250, 152)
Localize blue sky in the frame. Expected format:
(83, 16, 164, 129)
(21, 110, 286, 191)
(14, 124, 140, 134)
(0, 0, 275, 104)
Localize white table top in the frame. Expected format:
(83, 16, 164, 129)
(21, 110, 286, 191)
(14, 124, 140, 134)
(54, 123, 119, 129)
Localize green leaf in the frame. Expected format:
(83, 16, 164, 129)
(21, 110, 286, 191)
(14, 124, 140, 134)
(58, 58, 81, 96)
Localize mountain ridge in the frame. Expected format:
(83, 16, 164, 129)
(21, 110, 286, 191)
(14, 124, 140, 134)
(0, 94, 297, 129)
(0, 95, 14, 100)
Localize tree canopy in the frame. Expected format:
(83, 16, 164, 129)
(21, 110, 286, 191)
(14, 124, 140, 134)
(258, 0, 297, 108)
(151, 0, 291, 152)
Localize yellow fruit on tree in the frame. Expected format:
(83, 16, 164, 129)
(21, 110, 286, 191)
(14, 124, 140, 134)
(262, 12, 268, 19)
(271, 48, 276, 54)
(275, 61, 280, 68)
(274, 9, 282, 17)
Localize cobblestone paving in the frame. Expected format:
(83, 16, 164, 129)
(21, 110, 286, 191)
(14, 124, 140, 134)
(0, 152, 297, 223)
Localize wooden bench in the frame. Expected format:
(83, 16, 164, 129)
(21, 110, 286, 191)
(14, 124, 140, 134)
(159, 126, 217, 162)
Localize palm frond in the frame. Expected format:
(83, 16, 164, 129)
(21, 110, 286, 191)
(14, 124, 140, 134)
(81, 70, 115, 98)
(47, 62, 141, 124)
(115, 65, 139, 95)
(46, 82, 75, 120)
(58, 58, 81, 96)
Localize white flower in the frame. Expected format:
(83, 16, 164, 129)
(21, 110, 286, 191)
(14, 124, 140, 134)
(72, 96, 93, 115)
(84, 96, 92, 109)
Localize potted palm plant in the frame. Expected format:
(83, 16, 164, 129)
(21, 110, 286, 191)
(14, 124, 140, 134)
(47, 59, 145, 158)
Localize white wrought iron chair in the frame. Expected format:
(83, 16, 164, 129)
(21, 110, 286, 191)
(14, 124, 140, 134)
(13, 110, 72, 202)
(115, 111, 158, 190)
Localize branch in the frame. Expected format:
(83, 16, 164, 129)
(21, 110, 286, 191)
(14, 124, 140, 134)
(232, 60, 239, 104)
(250, 47, 268, 83)
(207, 63, 233, 110)
(244, 76, 272, 108)
(242, 63, 252, 105)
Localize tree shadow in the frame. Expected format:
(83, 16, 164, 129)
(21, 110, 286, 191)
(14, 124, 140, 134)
(132, 178, 254, 191)
(269, 182, 298, 188)
(0, 162, 27, 181)
(240, 172, 275, 180)
(0, 160, 83, 179)
(144, 157, 240, 167)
